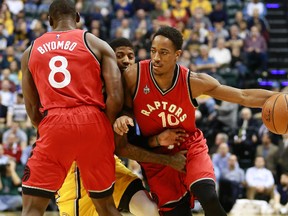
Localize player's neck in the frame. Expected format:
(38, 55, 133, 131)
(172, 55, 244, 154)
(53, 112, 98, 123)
(53, 20, 77, 32)
(153, 65, 177, 91)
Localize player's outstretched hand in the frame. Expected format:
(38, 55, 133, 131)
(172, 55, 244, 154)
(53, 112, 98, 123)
(157, 129, 189, 147)
(113, 115, 134, 135)
(169, 150, 187, 173)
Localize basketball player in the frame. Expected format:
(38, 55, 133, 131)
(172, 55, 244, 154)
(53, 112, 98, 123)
(56, 37, 188, 216)
(20, 0, 122, 215)
(113, 26, 278, 216)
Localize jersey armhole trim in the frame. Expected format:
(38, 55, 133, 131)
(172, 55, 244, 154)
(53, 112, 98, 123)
(83, 31, 101, 65)
(132, 62, 140, 101)
(27, 40, 35, 73)
(187, 70, 198, 108)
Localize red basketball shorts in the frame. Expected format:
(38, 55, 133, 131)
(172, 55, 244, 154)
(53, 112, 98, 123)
(22, 106, 116, 199)
(140, 129, 215, 210)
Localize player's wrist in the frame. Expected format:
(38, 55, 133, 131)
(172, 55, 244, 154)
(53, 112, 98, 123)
(155, 135, 161, 147)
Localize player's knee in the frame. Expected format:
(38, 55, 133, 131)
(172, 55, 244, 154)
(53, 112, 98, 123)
(190, 179, 218, 205)
(130, 201, 159, 216)
(129, 190, 159, 216)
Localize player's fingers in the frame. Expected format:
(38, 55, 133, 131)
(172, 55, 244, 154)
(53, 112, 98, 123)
(113, 125, 124, 136)
(125, 118, 134, 126)
(176, 130, 189, 137)
(113, 121, 127, 135)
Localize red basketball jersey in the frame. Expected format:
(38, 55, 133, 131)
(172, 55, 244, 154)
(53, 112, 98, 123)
(29, 29, 105, 112)
(133, 60, 198, 137)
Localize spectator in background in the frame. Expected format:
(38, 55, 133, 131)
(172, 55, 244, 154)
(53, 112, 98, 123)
(190, 0, 212, 16)
(212, 21, 229, 40)
(149, 0, 164, 20)
(232, 107, 259, 169)
(2, 121, 27, 150)
(0, 23, 9, 54)
(0, 3, 14, 36)
(209, 1, 227, 26)
(225, 25, 243, 52)
(0, 158, 22, 211)
(8, 60, 21, 88)
(1, 46, 18, 69)
(233, 11, 246, 28)
(0, 144, 9, 165)
(272, 172, 288, 215)
(0, 69, 17, 92)
(0, 79, 15, 107)
(3, 133, 22, 163)
(209, 132, 229, 155)
(277, 134, 288, 177)
(245, 156, 275, 201)
(20, 135, 36, 166)
(246, 0, 266, 18)
(219, 154, 245, 212)
(244, 25, 268, 76)
(171, 0, 190, 25)
(212, 142, 231, 175)
(5, 0, 24, 16)
(132, 0, 154, 12)
(110, 9, 127, 39)
(256, 132, 279, 177)
(0, 95, 8, 128)
(211, 101, 239, 138)
(247, 8, 270, 42)
(7, 93, 30, 129)
(157, 9, 177, 27)
(195, 44, 218, 75)
(209, 37, 232, 69)
(114, 0, 134, 18)
(131, 9, 152, 36)
(136, 47, 149, 62)
(178, 49, 193, 68)
(238, 20, 249, 40)
(186, 6, 212, 30)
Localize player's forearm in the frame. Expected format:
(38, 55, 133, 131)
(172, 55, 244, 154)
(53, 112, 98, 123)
(105, 94, 123, 124)
(241, 89, 278, 108)
(116, 142, 170, 166)
(26, 105, 43, 129)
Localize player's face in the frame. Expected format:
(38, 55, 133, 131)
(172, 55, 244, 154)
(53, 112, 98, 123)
(150, 35, 181, 75)
(115, 46, 135, 73)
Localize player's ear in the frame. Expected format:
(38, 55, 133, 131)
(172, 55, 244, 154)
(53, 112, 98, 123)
(76, 12, 80, 23)
(48, 15, 53, 27)
(175, 50, 182, 60)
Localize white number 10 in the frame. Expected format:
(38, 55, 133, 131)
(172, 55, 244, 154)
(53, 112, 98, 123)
(48, 56, 71, 88)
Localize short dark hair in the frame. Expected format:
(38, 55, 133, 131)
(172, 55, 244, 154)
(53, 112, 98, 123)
(49, 0, 76, 21)
(109, 37, 133, 51)
(152, 26, 183, 50)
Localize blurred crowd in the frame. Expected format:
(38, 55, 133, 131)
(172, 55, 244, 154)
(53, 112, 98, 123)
(0, 0, 287, 214)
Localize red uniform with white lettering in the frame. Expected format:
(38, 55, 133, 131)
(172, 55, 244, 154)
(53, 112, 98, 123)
(22, 29, 115, 199)
(133, 60, 215, 210)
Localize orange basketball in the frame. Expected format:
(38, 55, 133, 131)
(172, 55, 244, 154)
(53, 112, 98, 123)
(262, 93, 288, 134)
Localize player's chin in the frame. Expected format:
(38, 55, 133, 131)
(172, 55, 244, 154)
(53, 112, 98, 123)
(152, 65, 163, 74)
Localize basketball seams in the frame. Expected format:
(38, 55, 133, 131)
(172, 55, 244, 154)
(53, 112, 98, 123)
(284, 94, 288, 134)
(262, 93, 288, 135)
(271, 94, 280, 134)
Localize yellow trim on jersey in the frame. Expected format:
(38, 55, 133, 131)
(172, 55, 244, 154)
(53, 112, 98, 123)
(56, 157, 139, 216)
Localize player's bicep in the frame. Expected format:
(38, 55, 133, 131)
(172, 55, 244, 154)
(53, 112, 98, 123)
(122, 64, 137, 116)
(21, 48, 40, 110)
(101, 50, 122, 95)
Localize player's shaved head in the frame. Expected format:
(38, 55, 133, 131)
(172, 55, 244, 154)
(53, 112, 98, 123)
(49, 0, 76, 21)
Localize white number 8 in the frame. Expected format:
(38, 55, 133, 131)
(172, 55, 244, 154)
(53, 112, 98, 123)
(48, 56, 71, 88)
